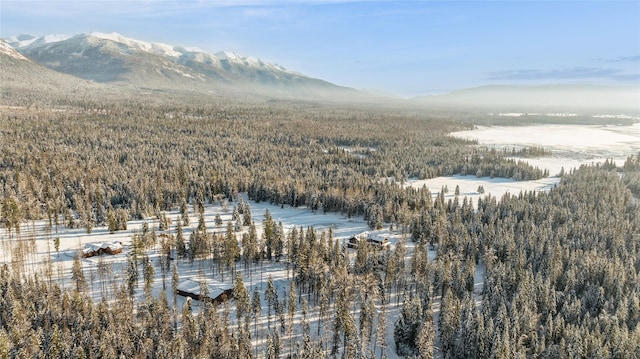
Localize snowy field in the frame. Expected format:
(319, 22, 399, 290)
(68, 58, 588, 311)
(0, 196, 379, 300)
(0, 196, 419, 358)
(451, 123, 640, 174)
(405, 123, 640, 206)
(403, 175, 560, 209)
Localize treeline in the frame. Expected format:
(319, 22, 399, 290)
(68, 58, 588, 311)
(470, 114, 639, 126)
(0, 103, 546, 234)
(503, 146, 552, 158)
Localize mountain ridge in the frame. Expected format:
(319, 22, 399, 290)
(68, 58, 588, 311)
(8, 32, 296, 75)
(4, 32, 367, 103)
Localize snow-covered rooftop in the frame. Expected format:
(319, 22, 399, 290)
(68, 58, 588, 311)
(177, 279, 232, 300)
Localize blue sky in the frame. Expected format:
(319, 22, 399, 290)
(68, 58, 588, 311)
(2, 0, 639, 96)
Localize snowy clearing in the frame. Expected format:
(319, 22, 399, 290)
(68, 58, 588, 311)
(406, 123, 640, 207)
(403, 174, 560, 208)
(0, 196, 420, 358)
(450, 123, 640, 175)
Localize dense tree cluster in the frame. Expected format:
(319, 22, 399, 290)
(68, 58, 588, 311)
(0, 264, 249, 358)
(622, 153, 640, 196)
(0, 217, 399, 358)
(0, 103, 545, 235)
(396, 163, 640, 358)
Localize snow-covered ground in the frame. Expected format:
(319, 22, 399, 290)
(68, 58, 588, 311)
(403, 174, 560, 209)
(0, 196, 416, 358)
(403, 123, 640, 207)
(451, 123, 640, 174)
(0, 196, 375, 293)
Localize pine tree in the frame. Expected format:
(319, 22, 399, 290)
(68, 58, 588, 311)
(234, 273, 250, 324)
(143, 256, 155, 298)
(248, 223, 259, 262)
(172, 263, 180, 330)
(273, 222, 284, 261)
(116, 208, 128, 230)
(439, 289, 461, 356)
(375, 303, 388, 358)
(266, 329, 281, 359)
(243, 203, 252, 226)
(252, 286, 261, 340)
(451, 294, 480, 359)
(53, 237, 60, 257)
(416, 317, 435, 359)
(181, 198, 190, 226)
(266, 332, 275, 359)
(48, 324, 63, 358)
(225, 222, 240, 279)
(176, 219, 186, 258)
(263, 209, 274, 260)
(288, 280, 297, 359)
(232, 205, 240, 222)
(71, 254, 86, 293)
(197, 211, 207, 233)
(181, 298, 196, 356)
(126, 255, 138, 298)
(108, 207, 117, 233)
(394, 295, 423, 356)
(265, 276, 278, 330)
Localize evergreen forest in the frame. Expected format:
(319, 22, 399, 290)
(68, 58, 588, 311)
(1, 101, 638, 358)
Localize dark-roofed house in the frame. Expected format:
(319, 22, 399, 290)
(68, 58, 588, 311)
(347, 232, 390, 250)
(176, 279, 233, 304)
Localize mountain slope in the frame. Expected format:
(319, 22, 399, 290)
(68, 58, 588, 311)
(0, 39, 156, 107)
(0, 39, 31, 61)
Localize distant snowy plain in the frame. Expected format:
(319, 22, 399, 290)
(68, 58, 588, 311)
(406, 123, 640, 208)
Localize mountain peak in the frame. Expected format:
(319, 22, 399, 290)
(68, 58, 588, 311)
(81, 32, 289, 72)
(87, 31, 183, 58)
(215, 51, 240, 60)
(8, 33, 71, 49)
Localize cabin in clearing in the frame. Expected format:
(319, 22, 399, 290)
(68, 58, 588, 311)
(347, 232, 390, 250)
(176, 279, 233, 304)
(82, 241, 123, 258)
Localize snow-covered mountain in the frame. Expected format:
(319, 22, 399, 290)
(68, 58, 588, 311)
(6, 32, 348, 99)
(7, 34, 72, 49)
(0, 38, 115, 105)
